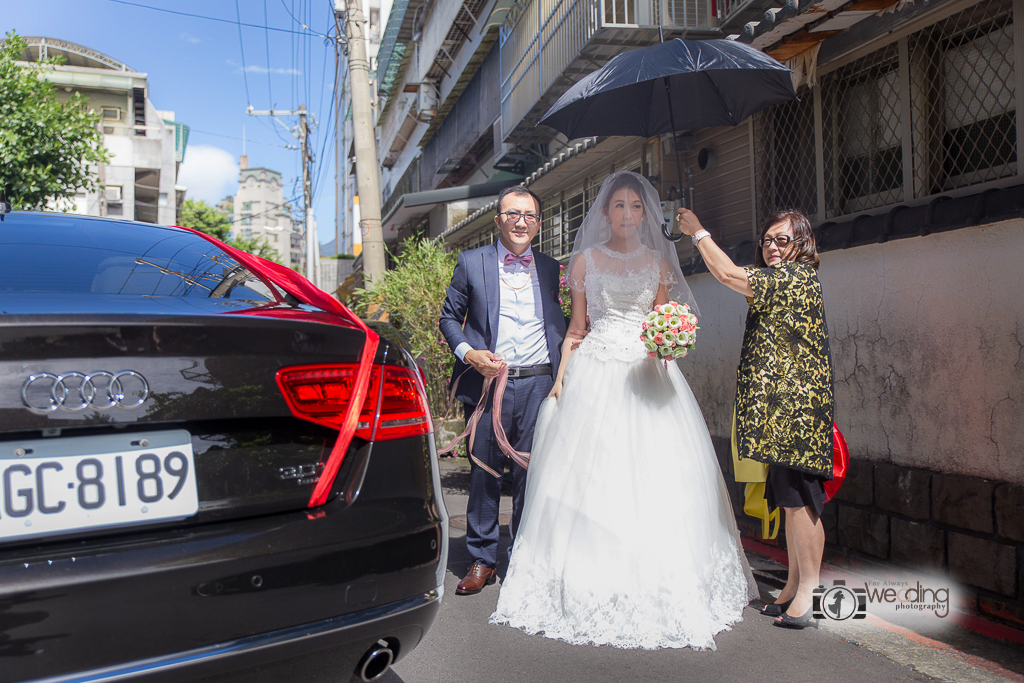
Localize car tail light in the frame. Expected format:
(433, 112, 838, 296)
(276, 364, 378, 439)
(375, 365, 431, 439)
(277, 363, 430, 441)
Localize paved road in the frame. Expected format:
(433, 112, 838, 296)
(383, 459, 1022, 683)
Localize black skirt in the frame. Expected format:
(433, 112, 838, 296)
(765, 465, 827, 518)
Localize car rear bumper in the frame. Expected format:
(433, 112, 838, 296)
(22, 590, 441, 683)
(1, 440, 445, 683)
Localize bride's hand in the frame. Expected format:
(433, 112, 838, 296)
(548, 379, 563, 399)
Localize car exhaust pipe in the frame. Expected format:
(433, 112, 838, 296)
(357, 639, 394, 682)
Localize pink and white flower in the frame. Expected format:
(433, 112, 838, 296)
(638, 301, 699, 364)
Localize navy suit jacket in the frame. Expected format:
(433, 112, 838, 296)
(439, 243, 566, 406)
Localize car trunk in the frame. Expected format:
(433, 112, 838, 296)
(0, 312, 370, 549)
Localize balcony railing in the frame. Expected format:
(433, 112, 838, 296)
(499, 0, 717, 144)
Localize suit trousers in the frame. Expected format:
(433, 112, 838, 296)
(464, 372, 554, 568)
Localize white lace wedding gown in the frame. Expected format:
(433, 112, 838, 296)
(489, 244, 758, 650)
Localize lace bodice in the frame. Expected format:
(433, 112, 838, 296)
(574, 244, 663, 362)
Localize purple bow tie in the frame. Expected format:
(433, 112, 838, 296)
(504, 252, 533, 267)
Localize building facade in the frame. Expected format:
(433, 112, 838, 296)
(15, 37, 188, 225)
(371, 0, 1024, 630)
(232, 156, 302, 268)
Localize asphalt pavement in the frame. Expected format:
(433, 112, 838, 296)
(382, 458, 1024, 683)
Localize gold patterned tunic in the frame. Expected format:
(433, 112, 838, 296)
(735, 261, 834, 477)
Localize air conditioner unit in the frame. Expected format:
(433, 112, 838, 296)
(417, 83, 438, 122)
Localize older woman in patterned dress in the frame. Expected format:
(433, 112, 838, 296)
(676, 207, 834, 630)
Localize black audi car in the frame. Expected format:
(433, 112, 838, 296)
(0, 211, 448, 683)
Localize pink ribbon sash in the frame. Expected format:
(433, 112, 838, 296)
(437, 366, 530, 476)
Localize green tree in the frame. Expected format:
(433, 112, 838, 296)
(352, 238, 459, 426)
(178, 198, 231, 240)
(177, 198, 281, 263)
(230, 233, 281, 262)
(0, 32, 110, 209)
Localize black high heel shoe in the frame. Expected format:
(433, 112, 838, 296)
(773, 609, 819, 630)
(759, 598, 793, 617)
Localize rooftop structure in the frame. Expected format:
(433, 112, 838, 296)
(14, 37, 188, 225)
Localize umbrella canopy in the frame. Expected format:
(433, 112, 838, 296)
(539, 38, 796, 139)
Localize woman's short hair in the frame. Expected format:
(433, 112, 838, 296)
(600, 173, 646, 213)
(754, 209, 820, 270)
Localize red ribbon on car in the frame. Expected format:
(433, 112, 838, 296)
(177, 227, 379, 507)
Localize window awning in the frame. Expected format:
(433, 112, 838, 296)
(381, 178, 522, 236)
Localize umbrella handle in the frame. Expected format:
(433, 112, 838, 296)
(662, 220, 685, 242)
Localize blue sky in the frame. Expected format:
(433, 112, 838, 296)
(5, 0, 340, 246)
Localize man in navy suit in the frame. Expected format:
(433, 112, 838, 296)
(439, 185, 568, 595)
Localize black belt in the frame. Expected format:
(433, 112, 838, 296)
(506, 363, 552, 378)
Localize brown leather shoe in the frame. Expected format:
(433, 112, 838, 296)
(456, 562, 497, 595)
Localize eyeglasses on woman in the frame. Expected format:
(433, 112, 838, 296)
(759, 235, 797, 248)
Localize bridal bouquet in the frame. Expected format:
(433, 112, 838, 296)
(641, 302, 698, 361)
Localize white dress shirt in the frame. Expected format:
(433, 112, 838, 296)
(454, 243, 550, 367)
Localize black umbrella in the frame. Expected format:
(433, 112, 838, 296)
(539, 38, 796, 239)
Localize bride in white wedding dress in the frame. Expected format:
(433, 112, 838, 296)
(489, 171, 758, 650)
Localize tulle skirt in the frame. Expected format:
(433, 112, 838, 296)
(489, 351, 758, 650)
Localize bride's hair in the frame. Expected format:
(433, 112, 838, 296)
(600, 173, 647, 215)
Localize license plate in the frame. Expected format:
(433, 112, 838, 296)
(1, 430, 198, 542)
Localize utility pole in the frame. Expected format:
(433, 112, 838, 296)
(298, 106, 315, 284)
(246, 105, 316, 283)
(337, 0, 386, 284)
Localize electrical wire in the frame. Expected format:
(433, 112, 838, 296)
(234, 0, 252, 106)
(103, 0, 329, 38)
(263, 0, 274, 106)
(229, 192, 305, 225)
(189, 128, 296, 149)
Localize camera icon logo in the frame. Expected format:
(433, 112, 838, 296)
(814, 580, 867, 621)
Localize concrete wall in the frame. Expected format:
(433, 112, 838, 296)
(678, 218, 1024, 485)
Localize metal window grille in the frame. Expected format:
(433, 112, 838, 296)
(539, 193, 579, 260)
(821, 42, 904, 216)
(605, 0, 637, 24)
(753, 85, 817, 225)
(538, 178, 603, 260)
(753, 0, 1018, 228)
(540, 202, 562, 257)
(908, 0, 1016, 195)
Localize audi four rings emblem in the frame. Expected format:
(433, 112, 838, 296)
(21, 371, 150, 412)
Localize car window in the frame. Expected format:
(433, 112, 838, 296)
(0, 215, 282, 302)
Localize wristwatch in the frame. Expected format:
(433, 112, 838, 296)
(692, 229, 711, 246)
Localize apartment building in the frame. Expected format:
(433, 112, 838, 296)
(15, 37, 187, 225)
(371, 0, 1024, 630)
(232, 156, 302, 268)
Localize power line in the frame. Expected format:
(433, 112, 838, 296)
(229, 192, 304, 225)
(104, 0, 330, 38)
(280, 0, 309, 31)
(234, 0, 252, 106)
(263, 0, 273, 106)
(189, 128, 297, 149)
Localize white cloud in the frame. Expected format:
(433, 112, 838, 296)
(179, 33, 201, 44)
(178, 145, 238, 205)
(227, 60, 302, 75)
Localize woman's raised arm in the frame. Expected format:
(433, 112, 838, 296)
(676, 208, 754, 298)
